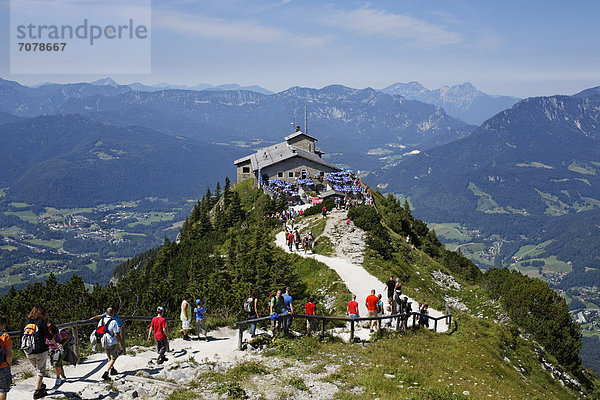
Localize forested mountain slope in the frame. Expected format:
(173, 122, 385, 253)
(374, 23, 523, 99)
(0, 114, 246, 206)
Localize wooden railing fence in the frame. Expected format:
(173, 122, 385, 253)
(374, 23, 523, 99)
(4, 316, 172, 358)
(234, 307, 452, 350)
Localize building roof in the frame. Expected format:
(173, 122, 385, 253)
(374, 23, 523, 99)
(234, 142, 340, 172)
(284, 131, 318, 143)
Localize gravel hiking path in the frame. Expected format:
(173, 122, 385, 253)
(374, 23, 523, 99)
(278, 207, 449, 334)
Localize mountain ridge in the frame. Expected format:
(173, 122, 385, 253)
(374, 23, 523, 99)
(0, 114, 246, 207)
(381, 81, 520, 125)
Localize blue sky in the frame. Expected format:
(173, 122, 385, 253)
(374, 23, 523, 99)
(1, 0, 599, 97)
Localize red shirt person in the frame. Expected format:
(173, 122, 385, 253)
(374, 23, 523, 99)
(148, 306, 169, 364)
(365, 289, 379, 332)
(347, 295, 359, 318)
(305, 296, 317, 334)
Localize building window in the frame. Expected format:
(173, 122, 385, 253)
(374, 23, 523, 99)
(278, 172, 283, 178)
(288, 172, 294, 178)
(242, 167, 250, 173)
(295, 171, 300, 177)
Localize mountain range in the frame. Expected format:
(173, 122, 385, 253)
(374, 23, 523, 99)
(0, 78, 474, 169)
(0, 76, 483, 206)
(381, 81, 520, 125)
(0, 114, 246, 207)
(375, 89, 600, 219)
(372, 87, 600, 283)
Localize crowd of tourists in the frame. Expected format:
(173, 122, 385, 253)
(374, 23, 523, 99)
(0, 292, 212, 399)
(358, 276, 429, 333)
(261, 170, 374, 206)
(243, 277, 430, 340)
(262, 179, 299, 197)
(285, 228, 315, 254)
(243, 286, 317, 337)
(2, 277, 431, 399)
(263, 208, 303, 229)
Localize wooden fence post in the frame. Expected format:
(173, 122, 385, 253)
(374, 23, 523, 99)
(434, 319, 438, 332)
(395, 315, 400, 331)
(350, 320, 354, 341)
(321, 319, 326, 336)
(377, 318, 381, 330)
(412, 313, 417, 327)
(121, 324, 127, 350)
(73, 325, 80, 359)
(238, 327, 243, 350)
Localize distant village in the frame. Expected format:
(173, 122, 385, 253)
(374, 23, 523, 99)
(0, 201, 179, 286)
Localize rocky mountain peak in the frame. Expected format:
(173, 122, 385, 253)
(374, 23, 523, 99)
(91, 77, 120, 87)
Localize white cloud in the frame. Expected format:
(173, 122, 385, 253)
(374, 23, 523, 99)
(324, 7, 464, 47)
(154, 9, 332, 47)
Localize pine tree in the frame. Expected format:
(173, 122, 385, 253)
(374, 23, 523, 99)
(214, 182, 221, 204)
(226, 191, 244, 227)
(204, 187, 213, 208)
(223, 177, 232, 208)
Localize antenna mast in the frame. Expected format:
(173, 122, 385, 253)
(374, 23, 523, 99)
(304, 105, 308, 134)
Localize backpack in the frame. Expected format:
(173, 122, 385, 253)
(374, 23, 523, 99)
(95, 317, 114, 341)
(60, 329, 75, 347)
(0, 333, 6, 364)
(243, 297, 254, 313)
(21, 321, 42, 355)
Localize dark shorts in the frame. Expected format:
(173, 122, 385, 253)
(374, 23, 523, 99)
(157, 339, 168, 357)
(0, 366, 11, 393)
(49, 348, 66, 367)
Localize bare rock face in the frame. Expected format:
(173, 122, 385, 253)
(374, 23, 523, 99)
(321, 210, 367, 264)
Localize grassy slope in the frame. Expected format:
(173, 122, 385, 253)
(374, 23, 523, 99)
(259, 315, 581, 400)
(283, 211, 588, 398)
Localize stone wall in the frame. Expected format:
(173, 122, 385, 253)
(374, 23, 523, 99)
(236, 159, 254, 183)
(261, 156, 338, 183)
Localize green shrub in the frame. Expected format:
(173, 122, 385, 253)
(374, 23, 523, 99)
(214, 382, 246, 399)
(303, 198, 335, 217)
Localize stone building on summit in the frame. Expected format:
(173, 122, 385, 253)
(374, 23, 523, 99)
(234, 127, 341, 186)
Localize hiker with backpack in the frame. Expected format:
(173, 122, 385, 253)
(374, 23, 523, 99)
(148, 306, 169, 364)
(194, 299, 208, 341)
(269, 290, 285, 334)
(46, 323, 72, 388)
(21, 305, 61, 399)
(90, 307, 125, 346)
(97, 307, 125, 381)
(245, 289, 260, 338)
(0, 315, 13, 400)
